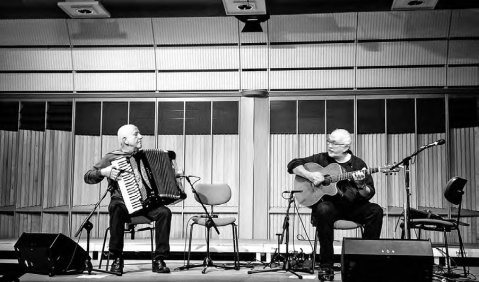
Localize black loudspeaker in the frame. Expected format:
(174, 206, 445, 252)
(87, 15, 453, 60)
(341, 238, 433, 282)
(14, 232, 88, 276)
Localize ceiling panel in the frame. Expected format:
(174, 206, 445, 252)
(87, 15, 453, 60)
(1, 0, 478, 19)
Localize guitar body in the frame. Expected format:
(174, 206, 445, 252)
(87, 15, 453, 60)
(294, 163, 345, 207)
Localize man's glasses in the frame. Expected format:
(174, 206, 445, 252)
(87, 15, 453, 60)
(326, 139, 348, 147)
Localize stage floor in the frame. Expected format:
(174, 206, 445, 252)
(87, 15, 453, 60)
(2, 238, 479, 281)
(5, 259, 479, 282)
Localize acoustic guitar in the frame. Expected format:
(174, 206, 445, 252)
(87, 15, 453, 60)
(294, 162, 397, 207)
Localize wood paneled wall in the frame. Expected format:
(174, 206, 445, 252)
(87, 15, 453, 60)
(0, 96, 478, 245)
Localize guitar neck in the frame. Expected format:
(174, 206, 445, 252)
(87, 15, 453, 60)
(327, 167, 379, 183)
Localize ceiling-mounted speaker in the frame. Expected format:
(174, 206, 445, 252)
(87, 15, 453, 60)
(391, 0, 438, 10)
(222, 0, 267, 16)
(58, 0, 110, 18)
(236, 14, 270, 32)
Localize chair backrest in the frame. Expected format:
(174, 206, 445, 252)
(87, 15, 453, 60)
(444, 176, 467, 205)
(194, 184, 231, 206)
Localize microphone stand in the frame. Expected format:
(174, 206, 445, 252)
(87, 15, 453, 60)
(248, 191, 303, 279)
(390, 144, 434, 240)
(177, 176, 224, 272)
(74, 186, 120, 276)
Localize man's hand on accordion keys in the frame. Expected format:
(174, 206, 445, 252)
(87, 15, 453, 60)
(100, 165, 131, 181)
(101, 165, 117, 180)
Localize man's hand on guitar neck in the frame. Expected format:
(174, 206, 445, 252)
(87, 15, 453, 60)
(352, 168, 366, 184)
(352, 167, 372, 195)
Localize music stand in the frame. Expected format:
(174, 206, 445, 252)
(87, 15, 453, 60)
(74, 187, 120, 276)
(248, 191, 303, 279)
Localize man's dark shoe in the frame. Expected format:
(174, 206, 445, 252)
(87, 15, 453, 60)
(153, 259, 170, 273)
(317, 266, 334, 281)
(110, 256, 123, 275)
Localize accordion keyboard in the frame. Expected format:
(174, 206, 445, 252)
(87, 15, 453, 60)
(111, 157, 143, 214)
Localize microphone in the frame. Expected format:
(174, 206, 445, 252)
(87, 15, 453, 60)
(282, 190, 303, 194)
(421, 139, 446, 149)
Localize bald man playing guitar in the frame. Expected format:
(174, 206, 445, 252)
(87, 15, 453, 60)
(287, 129, 384, 281)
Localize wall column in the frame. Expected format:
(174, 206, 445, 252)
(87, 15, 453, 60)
(239, 96, 270, 239)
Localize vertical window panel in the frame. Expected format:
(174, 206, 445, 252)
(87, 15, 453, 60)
(0, 102, 19, 131)
(158, 102, 184, 135)
(130, 102, 155, 135)
(75, 102, 101, 136)
(185, 102, 211, 135)
(20, 102, 45, 131)
(298, 100, 325, 134)
(387, 99, 415, 134)
(102, 102, 128, 135)
(270, 100, 296, 134)
(326, 100, 354, 133)
(47, 102, 72, 131)
(357, 99, 385, 134)
(449, 96, 479, 128)
(213, 101, 238, 134)
(417, 98, 445, 134)
(448, 95, 478, 219)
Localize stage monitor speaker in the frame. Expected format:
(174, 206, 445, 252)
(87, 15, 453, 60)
(14, 232, 88, 276)
(341, 238, 433, 282)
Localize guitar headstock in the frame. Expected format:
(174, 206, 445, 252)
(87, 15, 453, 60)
(380, 164, 400, 175)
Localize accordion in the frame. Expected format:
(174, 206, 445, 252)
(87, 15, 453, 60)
(111, 149, 186, 214)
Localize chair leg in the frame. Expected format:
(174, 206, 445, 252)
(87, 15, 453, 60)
(456, 227, 468, 277)
(99, 227, 110, 269)
(180, 222, 240, 273)
(149, 227, 154, 268)
(311, 228, 318, 274)
(186, 222, 196, 267)
(203, 227, 212, 274)
(232, 223, 240, 270)
(235, 224, 240, 269)
(443, 228, 452, 274)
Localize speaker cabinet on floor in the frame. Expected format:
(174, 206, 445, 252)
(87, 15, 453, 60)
(14, 232, 88, 276)
(341, 238, 433, 282)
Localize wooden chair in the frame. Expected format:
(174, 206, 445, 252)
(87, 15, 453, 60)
(99, 215, 155, 270)
(311, 219, 364, 273)
(407, 177, 468, 279)
(183, 184, 240, 274)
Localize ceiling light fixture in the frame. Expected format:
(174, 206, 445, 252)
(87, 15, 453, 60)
(237, 4, 254, 11)
(57, 0, 110, 18)
(222, 0, 266, 15)
(391, 0, 437, 10)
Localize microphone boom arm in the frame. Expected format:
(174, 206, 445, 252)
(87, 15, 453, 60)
(390, 138, 445, 240)
(184, 176, 220, 235)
